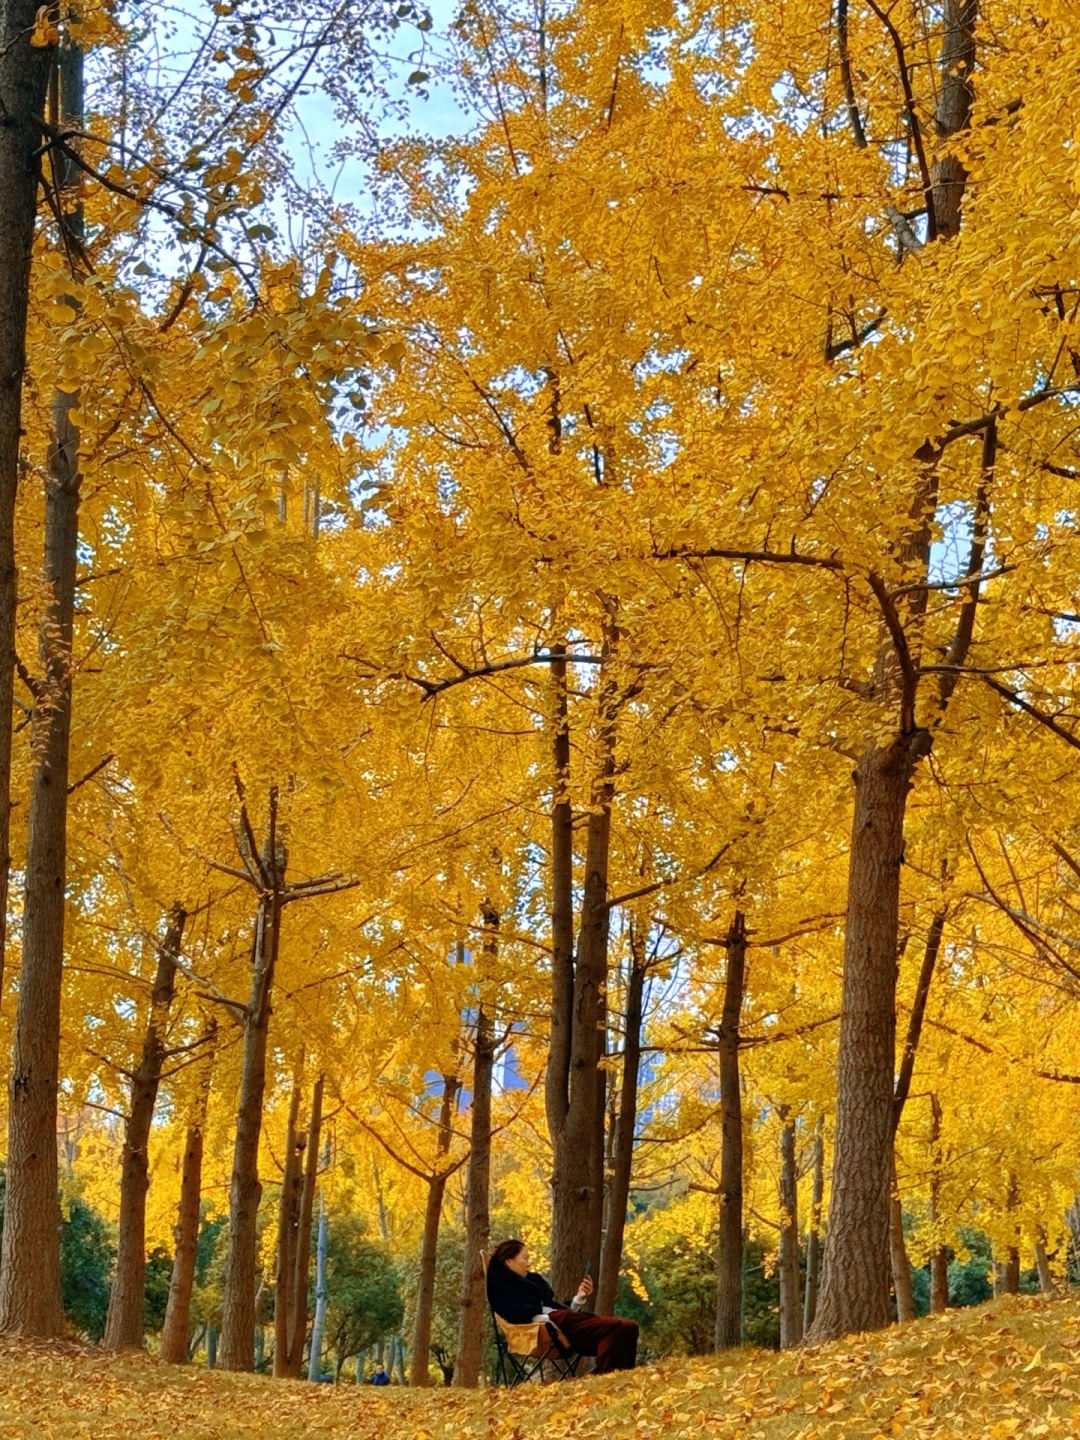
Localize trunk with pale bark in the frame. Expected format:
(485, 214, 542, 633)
(219, 880, 284, 1370)
(714, 912, 746, 1350)
(410, 1074, 458, 1386)
(307, 1194, 328, 1381)
(778, 1111, 802, 1347)
(597, 938, 645, 1316)
(453, 909, 497, 1388)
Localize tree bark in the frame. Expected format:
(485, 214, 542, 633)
(714, 911, 746, 1350)
(806, 742, 919, 1341)
(778, 1110, 802, 1347)
(273, 1068, 305, 1378)
(544, 648, 575, 1146)
(409, 1073, 458, 1386)
(453, 907, 497, 1388)
(889, 1152, 914, 1323)
(219, 875, 284, 1370)
(994, 1249, 1020, 1296)
(286, 1076, 322, 1375)
(104, 907, 188, 1349)
(1034, 1229, 1054, 1294)
(160, 1027, 215, 1364)
(0, 0, 54, 1018)
(930, 0, 978, 239)
(927, 1092, 949, 1313)
(307, 1193, 328, 1381)
(597, 932, 645, 1316)
(0, 38, 83, 1325)
(803, 1117, 824, 1333)
(550, 697, 615, 1298)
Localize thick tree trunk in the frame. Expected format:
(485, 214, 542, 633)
(0, 1, 53, 1017)
(453, 909, 497, 1388)
(807, 742, 919, 1342)
(597, 939, 645, 1316)
(714, 911, 746, 1350)
(889, 1153, 914, 1323)
(410, 1074, 458, 1386)
(104, 907, 188, 1349)
(995, 1250, 1020, 1296)
(778, 1111, 802, 1347)
(803, 1118, 824, 1332)
(219, 887, 283, 1370)
(0, 113, 83, 1331)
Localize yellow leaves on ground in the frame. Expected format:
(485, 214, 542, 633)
(2, 1296, 1080, 1440)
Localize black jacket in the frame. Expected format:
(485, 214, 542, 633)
(486, 1262, 572, 1324)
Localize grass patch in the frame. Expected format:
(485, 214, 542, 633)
(2, 1294, 1079, 1438)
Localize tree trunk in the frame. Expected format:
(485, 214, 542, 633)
(597, 939, 645, 1316)
(889, 1153, 914, 1323)
(927, 1092, 949, 1313)
(161, 1130, 204, 1361)
(930, 0, 978, 239)
(778, 1110, 802, 1347)
(453, 908, 497, 1388)
(285, 1076, 322, 1376)
(803, 1117, 825, 1332)
(1034, 1230, 1054, 1294)
(994, 1249, 1020, 1297)
(273, 1068, 305, 1378)
(714, 911, 746, 1350)
(410, 1073, 458, 1386)
(0, 79, 84, 1329)
(0, 0, 54, 1019)
(550, 727, 615, 1299)
(219, 884, 283, 1370)
(104, 907, 188, 1349)
(307, 1193, 328, 1381)
(806, 743, 918, 1342)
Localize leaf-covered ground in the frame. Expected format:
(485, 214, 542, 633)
(4, 1295, 1080, 1439)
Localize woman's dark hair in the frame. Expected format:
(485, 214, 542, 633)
(490, 1238, 525, 1268)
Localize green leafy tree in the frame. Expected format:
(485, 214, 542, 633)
(321, 1216, 403, 1379)
(59, 1197, 114, 1342)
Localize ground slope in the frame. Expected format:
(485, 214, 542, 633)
(3, 1295, 1080, 1439)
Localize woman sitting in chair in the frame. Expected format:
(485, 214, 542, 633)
(486, 1238, 638, 1374)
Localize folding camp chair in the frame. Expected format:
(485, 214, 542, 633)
(483, 1255, 582, 1387)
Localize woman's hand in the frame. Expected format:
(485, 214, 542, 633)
(575, 1275, 594, 1302)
